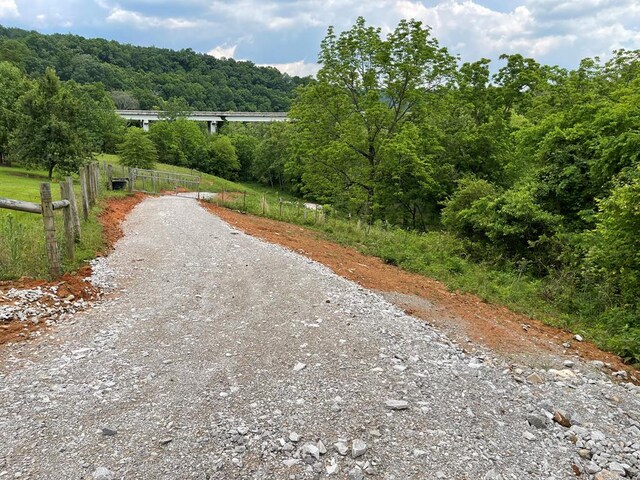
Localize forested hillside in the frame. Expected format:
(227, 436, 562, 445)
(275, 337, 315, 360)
(0, 25, 310, 111)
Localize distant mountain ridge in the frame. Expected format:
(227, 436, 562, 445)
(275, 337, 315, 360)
(0, 25, 311, 111)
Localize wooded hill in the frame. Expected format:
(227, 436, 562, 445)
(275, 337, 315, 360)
(0, 25, 311, 111)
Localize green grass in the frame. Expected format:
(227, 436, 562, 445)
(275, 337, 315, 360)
(0, 164, 116, 280)
(97, 153, 299, 203)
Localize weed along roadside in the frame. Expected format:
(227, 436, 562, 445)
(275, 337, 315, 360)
(201, 197, 639, 378)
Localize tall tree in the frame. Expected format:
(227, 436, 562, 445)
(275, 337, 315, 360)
(290, 17, 456, 213)
(11, 68, 93, 179)
(0, 61, 31, 165)
(117, 127, 158, 169)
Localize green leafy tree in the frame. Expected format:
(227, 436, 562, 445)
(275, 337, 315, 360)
(0, 61, 31, 164)
(11, 68, 93, 179)
(206, 134, 239, 179)
(253, 122, 292, 189)
(290, 17, 456, 213)
(117, 127, 158, 169)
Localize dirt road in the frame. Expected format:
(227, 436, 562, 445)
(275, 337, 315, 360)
(1, 196, 638, 479)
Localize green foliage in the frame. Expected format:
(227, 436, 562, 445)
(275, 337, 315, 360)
(0, 61, 31, 162)
(290, 17, 456, 215)
(117, 128, 158, 169)
(0, 25, 310, 111)
(206, 135, 239, 179)
(10, 68, 94, 179)
(587, 166, 640, 305)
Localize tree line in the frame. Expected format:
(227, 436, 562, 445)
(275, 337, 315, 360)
(0, 25, 310, 112)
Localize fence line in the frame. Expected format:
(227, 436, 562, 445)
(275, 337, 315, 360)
(0, 161, 100, 278)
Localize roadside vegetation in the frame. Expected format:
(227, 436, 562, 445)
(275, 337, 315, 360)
(0, 165, 109, 279)
(0, 19, 638, 362)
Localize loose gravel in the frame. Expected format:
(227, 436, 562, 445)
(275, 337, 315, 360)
(0, 195, 639, 480)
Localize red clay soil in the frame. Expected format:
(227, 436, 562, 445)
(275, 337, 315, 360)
(201, 202, 637, 379)
(0, 193, 144, 346)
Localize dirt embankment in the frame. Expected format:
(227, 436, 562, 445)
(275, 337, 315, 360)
(201, 202, 636, 378)
(0, 193, 144, 345)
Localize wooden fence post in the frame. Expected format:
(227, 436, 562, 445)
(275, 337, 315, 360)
(107, 164, 113, 190)
(40, 183, 61, 278)
(128, 167, 133, 193)
(59, 181, 75, 261)
(80, 166, 90, 221)
(65, 177, 81, 241)
(93, 162, 100, 199)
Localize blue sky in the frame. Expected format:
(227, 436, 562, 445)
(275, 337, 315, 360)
(0, 0, 639, 76)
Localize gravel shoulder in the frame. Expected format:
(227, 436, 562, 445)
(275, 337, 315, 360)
(1, 195, 639, 480)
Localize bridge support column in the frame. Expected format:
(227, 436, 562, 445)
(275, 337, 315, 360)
(142, 120, 150, 132)
(207, 121, 217, 135)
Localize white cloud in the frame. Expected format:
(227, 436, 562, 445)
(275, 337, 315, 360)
(107, 6, 212, 29)
(0, 0, 19, 18)
(261, 60, 320, 77)
(207, 43, 237, 59)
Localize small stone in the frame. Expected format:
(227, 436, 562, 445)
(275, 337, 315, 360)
(384, 400, 409, 410)
(574, 334, 584, 342)
(334, 442, 349, 456)
(302, 443, 320, 460)
(483, 469, 504, 480)
(526, 414, 548, 430)
(585, 462, 601, 474)
(326, 459, 338, 475)
(237, 426, 249, 435)
(562, 342, 571, 348)
(553, 411, 572, 428)
(293, 362, 306, 372)
(563, 360, 575, 368)
(591, 360, 605, 369)
(348, 466, 364, 480)
(282, 459, 299, 468)
(591, 430, 606, 442)
(101, 427, 117, 436)
(436, 472, 446, 479)
(613, 370, 628, 379)
(282, 442, 294, 452)
(413, 449, 427, 457)
(608, 462, 627, 475)
(523, 431, 536, 441)
(352, 439, 367, 458)
(526, 373, 544, 384)
(578, 449, 592, 459)
(317, 440, 327, 454)
(595, 471, 623, 480)
(289, 432, 300, 442)
(92, 467, 114, 480)
(159, 437, 173, 445)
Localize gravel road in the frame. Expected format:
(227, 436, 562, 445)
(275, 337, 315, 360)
(1, 195, 639, 480)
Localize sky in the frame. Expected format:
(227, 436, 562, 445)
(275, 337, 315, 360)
(0, 0, 639, 77)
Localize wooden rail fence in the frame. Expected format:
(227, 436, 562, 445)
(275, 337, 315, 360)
(0, 162, 100, 278)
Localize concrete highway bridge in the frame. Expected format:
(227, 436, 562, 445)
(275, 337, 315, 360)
(116, 110, 288, 133)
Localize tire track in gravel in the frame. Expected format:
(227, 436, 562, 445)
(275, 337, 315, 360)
(1, 195, 638, 480)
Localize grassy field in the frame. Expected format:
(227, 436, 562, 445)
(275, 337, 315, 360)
(0, 165, 110, 280)
(98, 154, 299, 201)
